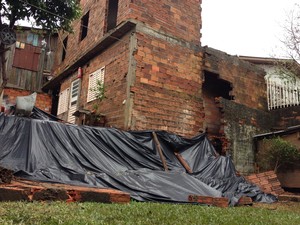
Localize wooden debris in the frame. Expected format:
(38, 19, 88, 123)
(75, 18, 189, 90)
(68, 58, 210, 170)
(0, 166, 14, 184)
(278, 194, 300, 202)
(189, 194, 229, 208)
(174, 152, 193, 173)
(152, 132, 168, 171)
(0, 179, 130, 203)
(237, 196, 253, 206)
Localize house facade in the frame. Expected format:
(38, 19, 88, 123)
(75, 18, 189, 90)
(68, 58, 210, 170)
(2, 27, 57, 113)
(240, 56, 300, 111)
(43, 0, 298, 174)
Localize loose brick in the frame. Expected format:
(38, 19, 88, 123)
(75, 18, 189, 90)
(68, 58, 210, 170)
(0, 188, 30, 201)
(32, 188, 69, 201)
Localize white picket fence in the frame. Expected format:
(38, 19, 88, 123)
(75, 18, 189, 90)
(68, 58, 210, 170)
(266, 79, 300, 110)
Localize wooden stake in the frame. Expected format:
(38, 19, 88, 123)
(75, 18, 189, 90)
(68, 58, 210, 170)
(152, 132, 168, 171)
(174, 152, 193, 174)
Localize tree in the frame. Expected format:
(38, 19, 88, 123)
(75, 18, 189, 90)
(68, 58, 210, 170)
(256, 137, 300, 173)
(275, 4, 300, 79)
(282, 3, 300, 62)
(0, 0, 81, 97)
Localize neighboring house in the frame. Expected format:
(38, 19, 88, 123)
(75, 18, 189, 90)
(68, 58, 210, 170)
(239, 56, 300, 111)
(2, 26, 57, 113)
(42, 0, 298, 174)
(254, 125, 300, 189)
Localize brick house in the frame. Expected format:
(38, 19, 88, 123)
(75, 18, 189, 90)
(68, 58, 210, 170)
(42, 0, 299, 174)
(2, 27, 57, 113)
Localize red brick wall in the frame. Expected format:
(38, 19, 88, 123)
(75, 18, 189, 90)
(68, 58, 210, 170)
(130, 32, 203, 137)
(54, 0, 108, 74)
(58, 34, 130, 128)
(54, 0, 202, 77)
(80, 35, 130, 127)
(126, 0, 201, 44)
(203, 48, 267, 111)
(246, 171, 285, 196)
(3, 88, 52, 113)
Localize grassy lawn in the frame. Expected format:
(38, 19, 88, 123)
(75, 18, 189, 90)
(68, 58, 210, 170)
(0, 201, 299, 225)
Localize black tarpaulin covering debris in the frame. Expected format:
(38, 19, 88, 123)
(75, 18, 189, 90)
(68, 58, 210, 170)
(0, 114, 277, 205)
(30, 107, 62, 121)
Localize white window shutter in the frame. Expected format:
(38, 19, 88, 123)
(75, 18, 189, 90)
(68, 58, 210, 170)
(57, 88, 70, 115)
(87, 67, 105, 102)
(67, 79, 80, 124)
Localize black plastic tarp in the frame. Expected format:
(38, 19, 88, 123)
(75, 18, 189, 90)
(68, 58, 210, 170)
(0, 114, 276, 205)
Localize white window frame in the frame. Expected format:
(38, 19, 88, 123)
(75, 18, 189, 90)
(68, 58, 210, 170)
(70, 79, 80, 107)
(67, 79, 80, 124)
(87, 67, 105, 102)
(57, 88, 70, 115)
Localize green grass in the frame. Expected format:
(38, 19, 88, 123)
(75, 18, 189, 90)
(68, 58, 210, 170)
(0, 201, 299, 225)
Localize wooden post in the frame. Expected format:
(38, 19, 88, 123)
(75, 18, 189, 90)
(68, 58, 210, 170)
(174, 152, 193, 174)
(152, 132, 168, 171)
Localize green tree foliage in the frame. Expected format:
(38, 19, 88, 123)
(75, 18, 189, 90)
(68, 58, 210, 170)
(0, 0, 81, 94)
(257, 137, 300, 173)
(0, 0, 81, 31)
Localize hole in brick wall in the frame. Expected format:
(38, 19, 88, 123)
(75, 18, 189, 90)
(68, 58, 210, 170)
(211, 137, 223, 155)
(106, 0, 119, 32)
(202, 71, 233, 100)
(202, 71, 233, 135)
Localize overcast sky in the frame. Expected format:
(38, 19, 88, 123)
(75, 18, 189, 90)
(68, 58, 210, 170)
(201, 0, 299, 58)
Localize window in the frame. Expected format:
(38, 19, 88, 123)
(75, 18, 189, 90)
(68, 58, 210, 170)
(80, 11, 90, 41)
(62, 36, 68, 61)
(70, 79, 80, 107)
(27, 33, 39, 46)
(68, 79, 80, 124)
(106, 0, 119, 32)
(15, 41, 25, 49)
(57, 88, 70, 115)
(87, 67, 105, 102)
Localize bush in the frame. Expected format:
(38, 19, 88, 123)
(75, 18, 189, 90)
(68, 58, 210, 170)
(256, 137, 300, 172)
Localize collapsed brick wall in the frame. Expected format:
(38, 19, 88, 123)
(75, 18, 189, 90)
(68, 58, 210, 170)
(130, 31, 204, 137)
(201, 47, 272, 173)
(246, 171, 285, 196)
(217, 98, 274, 174)
(3, 88, 52, 113)
(203, 47, 267, 111)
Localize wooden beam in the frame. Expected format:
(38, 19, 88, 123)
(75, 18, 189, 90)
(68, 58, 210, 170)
(152, 132, 168, 171)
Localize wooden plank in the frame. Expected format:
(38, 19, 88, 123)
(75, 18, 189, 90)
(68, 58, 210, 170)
(0, 179, 130, 203)
(152, 132, 168, 171)
(174, 152, 192, 173)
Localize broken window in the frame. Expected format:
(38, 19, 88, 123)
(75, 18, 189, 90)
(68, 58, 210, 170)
(62, 36, 68, 62)
(80, 11, 90, 41)
(106, 0, 119, 32)
(87, 67, 105, 102)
